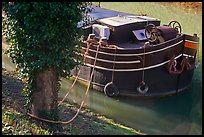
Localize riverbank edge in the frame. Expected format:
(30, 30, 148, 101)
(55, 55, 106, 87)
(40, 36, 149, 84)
(2, 65, 144, 135)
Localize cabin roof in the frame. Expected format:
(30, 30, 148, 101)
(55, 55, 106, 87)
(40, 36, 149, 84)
(78, 6, 160, 28)
(88, 5, 135, 21)
(88, 6, 159, 26)
(98, 16, 158, 27)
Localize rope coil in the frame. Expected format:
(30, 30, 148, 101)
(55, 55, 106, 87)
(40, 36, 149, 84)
(168, 55, 195, 75)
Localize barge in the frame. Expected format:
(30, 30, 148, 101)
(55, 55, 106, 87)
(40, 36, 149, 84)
(72, 6, 199, 97)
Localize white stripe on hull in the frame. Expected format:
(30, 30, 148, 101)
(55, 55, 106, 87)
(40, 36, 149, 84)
(183, 54, 195, 58)
(185, 40, 199, 44)
(83, 54, 141, 64)
(82, 40, 183, 56)
(84, 54, 183, 72)
(82, 53, 194, 65)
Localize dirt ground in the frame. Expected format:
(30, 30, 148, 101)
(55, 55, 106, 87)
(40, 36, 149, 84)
(160, 2, 202, 13)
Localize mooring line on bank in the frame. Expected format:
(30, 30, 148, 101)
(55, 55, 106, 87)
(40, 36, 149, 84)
(58, 42, 91, 106)
(27, 36, 101, 124)
(58, 34, 98, 106)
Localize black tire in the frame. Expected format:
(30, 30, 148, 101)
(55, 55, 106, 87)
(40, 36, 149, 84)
(104, 82, 119, 97)
(137, 82, 149, 94)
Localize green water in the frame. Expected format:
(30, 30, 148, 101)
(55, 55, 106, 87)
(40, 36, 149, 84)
(2, 2, 202, 135)
(59, 72, 202, 135)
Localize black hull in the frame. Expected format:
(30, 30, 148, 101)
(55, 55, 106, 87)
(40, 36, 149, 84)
(71, 34, 199, 97)
(72, 64, 194, 97)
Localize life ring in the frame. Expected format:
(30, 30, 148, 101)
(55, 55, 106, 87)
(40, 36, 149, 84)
(137, 82, 149, 94)
(104, 82, 119, 97)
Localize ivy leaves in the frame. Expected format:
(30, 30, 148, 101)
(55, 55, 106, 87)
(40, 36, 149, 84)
(3, 2, 91, 75)
(2, 2, 92, 104)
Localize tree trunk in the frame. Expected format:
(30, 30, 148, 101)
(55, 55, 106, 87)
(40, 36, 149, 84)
(31, 67, 59, 117)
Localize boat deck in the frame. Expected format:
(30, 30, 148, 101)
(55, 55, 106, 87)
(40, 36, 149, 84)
(110, 41, 146, 49)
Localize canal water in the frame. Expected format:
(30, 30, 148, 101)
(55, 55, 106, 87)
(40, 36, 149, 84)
(2, 2, 202, 135)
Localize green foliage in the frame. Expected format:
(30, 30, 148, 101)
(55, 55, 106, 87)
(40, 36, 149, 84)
(2, 105, 51, 135)
(2, 2, 92, 108)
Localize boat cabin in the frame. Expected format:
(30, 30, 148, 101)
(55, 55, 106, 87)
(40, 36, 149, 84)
(84, 15, 160, 47)
(82, 7, 180, 49)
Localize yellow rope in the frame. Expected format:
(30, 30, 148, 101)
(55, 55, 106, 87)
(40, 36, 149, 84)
(58, 42, 91, 106)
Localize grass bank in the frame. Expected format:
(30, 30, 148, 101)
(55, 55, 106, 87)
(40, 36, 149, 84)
(2, 68, 144, 135)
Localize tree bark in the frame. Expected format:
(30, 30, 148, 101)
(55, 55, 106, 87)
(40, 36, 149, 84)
(31, 67, 59, 117)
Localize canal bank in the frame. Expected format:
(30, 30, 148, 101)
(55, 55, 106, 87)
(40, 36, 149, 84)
(2, 67, 144, 135)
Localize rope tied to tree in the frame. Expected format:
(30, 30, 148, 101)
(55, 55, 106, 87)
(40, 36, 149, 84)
(27, 35, 101, 124)
(58, 34, 95, 106)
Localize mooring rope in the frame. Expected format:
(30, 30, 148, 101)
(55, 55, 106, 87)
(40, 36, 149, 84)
(27, 41, 100, 124)
(58, 41, 91, 106)
(168, 55, 195, 74)
(137, 43, 149, 94)
(111, 47, 117, 83)
(59, 34, 98, 106)
(141, 44, 146, 84)
(103, 46, 118, 97)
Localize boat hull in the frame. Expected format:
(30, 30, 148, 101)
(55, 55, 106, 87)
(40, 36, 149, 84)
(72, 34, 199, 97)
